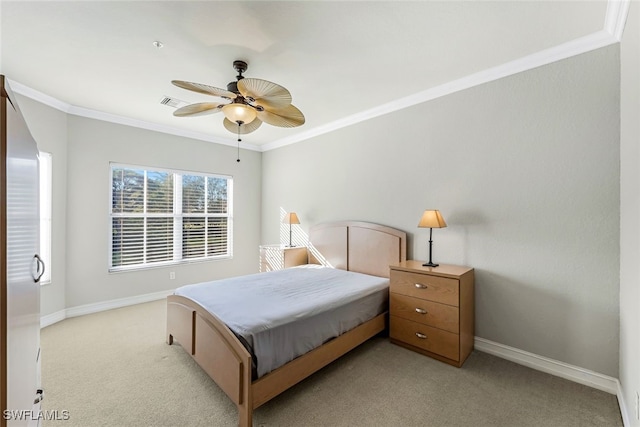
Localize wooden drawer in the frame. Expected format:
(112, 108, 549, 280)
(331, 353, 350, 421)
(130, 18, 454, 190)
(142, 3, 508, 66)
(390, 293, 459, 333)
(390, 316, 460, 361)
(390, 269, 459, 306)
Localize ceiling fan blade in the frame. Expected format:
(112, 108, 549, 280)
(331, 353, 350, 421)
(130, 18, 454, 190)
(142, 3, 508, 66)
(256, 104, 305, 128)
(172, 80, 237, 99)
(238, 78, 292, 109)
(223, 117, 263, 135)
(173, 103, 225, 117)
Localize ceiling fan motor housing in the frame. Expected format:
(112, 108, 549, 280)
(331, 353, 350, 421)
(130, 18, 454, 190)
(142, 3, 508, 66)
(227, 81, 239, 93)
(228, 60, 248, 93)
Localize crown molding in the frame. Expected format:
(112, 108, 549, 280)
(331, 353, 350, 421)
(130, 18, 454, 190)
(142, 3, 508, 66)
(9, 0, 630, 154)
(8, 79, 72, 113)
(605, 0, 631, 41)
(264, 0, 630, 152)
(263, 32, 622, 151)
(66, 104, 261, 151)
(8, 80, 261, 152)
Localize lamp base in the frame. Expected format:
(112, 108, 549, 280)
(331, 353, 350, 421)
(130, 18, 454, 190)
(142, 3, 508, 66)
(422, 262, 439, 267)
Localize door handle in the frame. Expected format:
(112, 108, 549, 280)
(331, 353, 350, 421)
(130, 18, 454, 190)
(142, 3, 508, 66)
(34, 389, 44, 404)
(33, 254, 45, 283)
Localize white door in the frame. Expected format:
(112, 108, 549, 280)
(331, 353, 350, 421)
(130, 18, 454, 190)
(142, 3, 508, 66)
(3, 77, 42, 426)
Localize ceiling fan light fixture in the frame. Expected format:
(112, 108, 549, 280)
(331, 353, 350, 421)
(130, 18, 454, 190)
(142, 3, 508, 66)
(222, 102, 257, 124)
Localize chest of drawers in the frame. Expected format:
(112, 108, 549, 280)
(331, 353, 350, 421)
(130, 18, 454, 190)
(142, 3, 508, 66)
(259, 245, 308, 272)
(389, 261, 474, 367)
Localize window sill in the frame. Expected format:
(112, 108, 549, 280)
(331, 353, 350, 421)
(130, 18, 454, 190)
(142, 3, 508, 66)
(108, 255, 233, 274)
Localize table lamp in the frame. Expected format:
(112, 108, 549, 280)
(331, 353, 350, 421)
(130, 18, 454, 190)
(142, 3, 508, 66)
(418, 209, 447, 267)
(282, 212, 300, 247)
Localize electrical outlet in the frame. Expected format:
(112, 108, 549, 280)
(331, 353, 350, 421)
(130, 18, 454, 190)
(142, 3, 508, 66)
(169, 271, 175, 280)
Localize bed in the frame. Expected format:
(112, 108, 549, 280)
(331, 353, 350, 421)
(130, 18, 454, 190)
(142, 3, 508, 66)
(166, 221, 407, 426)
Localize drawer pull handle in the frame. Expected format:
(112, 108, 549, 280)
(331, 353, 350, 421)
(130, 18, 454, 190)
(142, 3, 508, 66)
(414, 283, 428, 289)
(415, 332, 427, 339)
(415, 308, 427, 315)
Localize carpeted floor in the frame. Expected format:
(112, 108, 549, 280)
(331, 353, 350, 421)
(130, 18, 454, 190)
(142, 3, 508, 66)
(40, 300, 622, 426)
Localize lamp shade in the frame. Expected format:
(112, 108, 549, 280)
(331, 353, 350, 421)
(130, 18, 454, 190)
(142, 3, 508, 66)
(418, 210, 447, 228)
(222, 103, 257, 124)
(282, 212, 300, 225)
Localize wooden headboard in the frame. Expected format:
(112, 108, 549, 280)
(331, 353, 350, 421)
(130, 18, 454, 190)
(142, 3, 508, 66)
(308, 221, 407, 278)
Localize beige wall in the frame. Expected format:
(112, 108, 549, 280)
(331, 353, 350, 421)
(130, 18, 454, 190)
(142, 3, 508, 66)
(620, 1, 640, 424)
(262, 45, 620, 377)
(16, 98, 263, 312)
(63, 116, 262, 307)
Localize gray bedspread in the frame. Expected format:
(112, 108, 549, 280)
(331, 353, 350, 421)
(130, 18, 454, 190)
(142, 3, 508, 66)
(174, 265, 389, 378)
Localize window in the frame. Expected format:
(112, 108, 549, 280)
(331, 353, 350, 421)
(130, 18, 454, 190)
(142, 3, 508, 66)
(110, 164, 232, 271)
(39, 151, 52, 284)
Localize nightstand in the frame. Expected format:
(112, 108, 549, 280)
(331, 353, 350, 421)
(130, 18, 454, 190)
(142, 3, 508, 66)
(259, 245, 308, 272)
(389, 261, 474, 367)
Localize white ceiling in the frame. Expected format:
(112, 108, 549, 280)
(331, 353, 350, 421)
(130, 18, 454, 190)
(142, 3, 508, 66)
(1, 1, 616, 150)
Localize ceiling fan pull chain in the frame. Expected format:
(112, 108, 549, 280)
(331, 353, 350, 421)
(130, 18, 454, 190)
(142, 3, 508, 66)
(236, 122, 242, 162)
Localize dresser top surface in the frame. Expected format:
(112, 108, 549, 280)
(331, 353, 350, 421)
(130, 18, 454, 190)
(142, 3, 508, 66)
(390, 260, 473, 278)
(260, 244, 307, 250)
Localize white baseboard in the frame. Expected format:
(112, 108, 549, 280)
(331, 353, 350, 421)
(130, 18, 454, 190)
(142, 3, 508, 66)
(617, 380, 631, 427)
(40, 310, 66, 328)
(475, 337, 619, 393)
(475, 337, 629, 426)
(40, 289, 174, 328)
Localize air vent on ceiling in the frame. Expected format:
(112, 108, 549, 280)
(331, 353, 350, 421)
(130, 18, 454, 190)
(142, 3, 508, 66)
(160, 96, 187, 109)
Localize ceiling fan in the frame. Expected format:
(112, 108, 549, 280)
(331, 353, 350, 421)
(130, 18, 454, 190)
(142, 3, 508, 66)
(171, 60, 305, 141)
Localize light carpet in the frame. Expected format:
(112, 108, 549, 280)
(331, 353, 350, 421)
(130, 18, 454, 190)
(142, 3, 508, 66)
(40, 300, 622, 426)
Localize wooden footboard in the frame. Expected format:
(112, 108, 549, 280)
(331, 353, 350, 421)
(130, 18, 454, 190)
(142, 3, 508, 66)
(167, 295, 253, 424)
(167, 295, 387, 427)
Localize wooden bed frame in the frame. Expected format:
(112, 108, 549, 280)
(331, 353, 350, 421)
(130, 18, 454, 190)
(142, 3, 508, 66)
(166, 221, 407, 426)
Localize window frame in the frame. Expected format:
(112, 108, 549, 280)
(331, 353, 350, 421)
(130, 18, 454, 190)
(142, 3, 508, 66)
(108, 163, 233, 272)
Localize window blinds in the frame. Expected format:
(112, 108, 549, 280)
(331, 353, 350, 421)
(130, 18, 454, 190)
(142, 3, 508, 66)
(110, 164, 232, 271)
